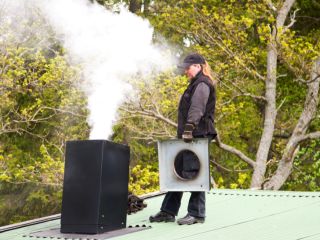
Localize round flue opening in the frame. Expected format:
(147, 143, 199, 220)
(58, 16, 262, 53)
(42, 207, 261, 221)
(174, 150, 200, 180)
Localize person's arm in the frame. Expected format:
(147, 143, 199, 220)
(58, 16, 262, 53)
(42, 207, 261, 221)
(182, 83, 210, 142)
(187, 82, 210, 125)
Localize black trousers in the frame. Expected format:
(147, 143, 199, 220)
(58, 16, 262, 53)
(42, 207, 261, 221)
(160, 191, 205, 218)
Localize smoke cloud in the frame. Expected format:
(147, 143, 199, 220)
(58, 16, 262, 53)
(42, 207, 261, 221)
(1, 0, 173, 139)
(38, 0, 173, 139)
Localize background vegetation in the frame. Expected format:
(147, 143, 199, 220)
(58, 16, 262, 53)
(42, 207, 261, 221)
(0, 0, 319, 225)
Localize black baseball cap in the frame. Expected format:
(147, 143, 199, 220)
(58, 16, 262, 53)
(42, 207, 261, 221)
(178, 53, 206, 69)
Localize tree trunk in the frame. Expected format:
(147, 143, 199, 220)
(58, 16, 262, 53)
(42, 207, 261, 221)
(264, 57, 320, 190)
(250, 0, 296, 189)
(250, 39, 277, 189)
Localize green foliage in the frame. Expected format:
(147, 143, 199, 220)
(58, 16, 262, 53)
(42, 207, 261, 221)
(295, 0, 320, 32)
(129, 164, 159, 195)
(0, 16, 89, 225)
(0, 183, 61, 225)
(229, 173, 251, 189)
(117, 70, 184, 141)
(283, 140, 320, 191)
(0, 47, 89, 185)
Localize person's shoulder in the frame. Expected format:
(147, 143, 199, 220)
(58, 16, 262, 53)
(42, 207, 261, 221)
(197, 82, 210, 89)
(198, 74, 214, 87)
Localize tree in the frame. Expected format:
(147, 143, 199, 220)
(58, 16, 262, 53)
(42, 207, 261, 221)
(119, 0, 320, 190)
(0, 34, 89, 186)
(0, 9, 89, 225)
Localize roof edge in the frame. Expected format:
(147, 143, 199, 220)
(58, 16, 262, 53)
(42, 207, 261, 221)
(0, 214, 61, 233)
(139, 191, 166, 199)
(0, 191, 165, 232)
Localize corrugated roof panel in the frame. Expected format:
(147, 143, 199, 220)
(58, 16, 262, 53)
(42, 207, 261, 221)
(117, 190, 320, 240)
(1, 189, 320, 240)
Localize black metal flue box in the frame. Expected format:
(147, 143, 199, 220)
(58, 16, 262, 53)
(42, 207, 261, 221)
(60, 140, 130, 234)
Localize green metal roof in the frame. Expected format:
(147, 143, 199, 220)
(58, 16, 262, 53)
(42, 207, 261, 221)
(1, 189, 320, 240)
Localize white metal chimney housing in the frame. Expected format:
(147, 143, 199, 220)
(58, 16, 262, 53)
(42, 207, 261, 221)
(158, 138, 210, 191)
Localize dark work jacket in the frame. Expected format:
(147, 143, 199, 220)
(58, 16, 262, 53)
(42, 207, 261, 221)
(177, 71, 216, 139)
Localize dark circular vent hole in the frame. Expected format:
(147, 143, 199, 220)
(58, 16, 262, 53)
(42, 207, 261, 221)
(174, 150, 200, 180)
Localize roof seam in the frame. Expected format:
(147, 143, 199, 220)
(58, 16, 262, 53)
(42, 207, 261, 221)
(209, 192, 320, 198)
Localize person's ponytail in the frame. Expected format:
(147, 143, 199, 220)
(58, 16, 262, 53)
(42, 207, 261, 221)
(201, 61, 217, 85)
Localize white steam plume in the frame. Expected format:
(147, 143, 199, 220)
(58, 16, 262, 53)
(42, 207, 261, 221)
(31, 0, 172, 139)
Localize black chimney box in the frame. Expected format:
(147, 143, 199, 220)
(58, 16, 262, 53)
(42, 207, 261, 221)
(60, 140, 130, 234)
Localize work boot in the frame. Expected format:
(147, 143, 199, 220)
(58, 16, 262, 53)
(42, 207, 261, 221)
(177, 214, 205, 225)
(149, 211, 175, 223)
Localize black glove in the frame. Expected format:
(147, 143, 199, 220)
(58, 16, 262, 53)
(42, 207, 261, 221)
(182, 123, 195, 143)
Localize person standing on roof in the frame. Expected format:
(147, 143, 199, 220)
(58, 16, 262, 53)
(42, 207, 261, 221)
(149, 53, 217, 225)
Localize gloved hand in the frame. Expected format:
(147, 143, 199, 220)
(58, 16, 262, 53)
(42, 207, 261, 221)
(182, 123, 195, 143)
